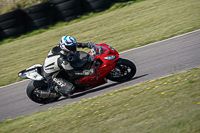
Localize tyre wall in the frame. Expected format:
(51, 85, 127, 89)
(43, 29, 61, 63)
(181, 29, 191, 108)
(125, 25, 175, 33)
(50, 0, 82, 22)
(0, 0, 132, 40)
(111, 0, 129, 2)
(81, 0, 111, 13)
(23, 2, 53, 32)
(0, 9, 25, 40)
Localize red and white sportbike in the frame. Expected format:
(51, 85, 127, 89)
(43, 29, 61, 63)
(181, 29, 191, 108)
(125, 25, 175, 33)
(18, 43, 136, 104)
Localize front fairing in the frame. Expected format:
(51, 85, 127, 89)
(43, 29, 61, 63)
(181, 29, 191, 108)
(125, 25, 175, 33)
(90, 43, 119, 67)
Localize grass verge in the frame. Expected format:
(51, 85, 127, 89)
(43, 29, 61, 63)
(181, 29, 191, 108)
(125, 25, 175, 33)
(0, 0, 200, 86)
(0, 0, 48, 15)
(0, 67, 200, 133)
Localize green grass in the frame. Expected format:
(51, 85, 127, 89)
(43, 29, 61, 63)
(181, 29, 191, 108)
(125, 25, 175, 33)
(0, 0, 200, 86)
(0, 0, 48, 15)
(0, 67, 200, 133)
(0, 0, 143, 45)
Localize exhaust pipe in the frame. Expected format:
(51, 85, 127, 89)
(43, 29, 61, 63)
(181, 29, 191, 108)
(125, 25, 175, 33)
(35, 90, 60, 98)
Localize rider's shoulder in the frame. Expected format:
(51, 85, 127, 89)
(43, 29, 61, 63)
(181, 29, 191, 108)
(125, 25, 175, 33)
(51, 45, 62, 54)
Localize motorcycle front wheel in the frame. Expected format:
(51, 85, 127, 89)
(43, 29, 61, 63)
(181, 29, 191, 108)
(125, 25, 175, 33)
(107, 58, 136, 82)
(26, 80, 60, 104)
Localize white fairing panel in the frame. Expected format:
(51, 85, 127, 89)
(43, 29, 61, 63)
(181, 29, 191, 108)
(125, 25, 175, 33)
(43, 55, 60, 74)
(25, 64, 44, 80)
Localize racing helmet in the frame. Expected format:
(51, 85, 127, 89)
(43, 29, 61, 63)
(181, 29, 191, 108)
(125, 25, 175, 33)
(60, 36, 77, 52)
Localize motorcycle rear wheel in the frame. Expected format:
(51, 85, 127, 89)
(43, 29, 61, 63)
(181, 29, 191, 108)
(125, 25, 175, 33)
(107, 59, 136, 82)
(26, 80, 60, 104)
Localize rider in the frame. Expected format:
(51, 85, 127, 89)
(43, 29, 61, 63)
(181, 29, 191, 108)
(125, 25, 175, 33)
(42, 36, 95, 97)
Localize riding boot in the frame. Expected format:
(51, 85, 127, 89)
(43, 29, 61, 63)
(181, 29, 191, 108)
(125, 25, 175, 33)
(52, 77, 75, 97)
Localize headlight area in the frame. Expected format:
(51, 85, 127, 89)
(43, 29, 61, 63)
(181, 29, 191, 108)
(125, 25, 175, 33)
(103, 55, 116, 60)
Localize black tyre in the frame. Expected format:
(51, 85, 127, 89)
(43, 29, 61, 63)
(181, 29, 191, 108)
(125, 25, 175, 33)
(0, 31, 7, 40)
(90, 0, 109, 9)
(0, 9, 23, 22)
(63, 15, 77, 22)
(0, 9, 24, 40)
(82, 0, 111, 12)
(0, 19, 19, 30)
(1, 24, 25, 38)
(24, 11, 49, 21)
(107, 58, 136, 82)
(86, 0, 99, 2)
(76, 0, 83, 15)
(25, 17, 52, 31)
(93, 8, 106, 13)
(54, 10, 77, 22)
(55, 9, 75, 18)
(26, 80, 60, 104)
(60, 9, 75, 17)
(23, 3, 53, 32)
(49, 0, 70, 4)
(111, 0, 129, 2)
(23, 2, 50, 14)
(53, 0, 77, 11)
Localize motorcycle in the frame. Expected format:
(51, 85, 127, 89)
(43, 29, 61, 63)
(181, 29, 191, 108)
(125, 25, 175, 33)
(18, 43, 136, 104)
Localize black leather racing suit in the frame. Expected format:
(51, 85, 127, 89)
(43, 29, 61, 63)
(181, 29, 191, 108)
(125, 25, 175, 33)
(42, 42, 93, 96)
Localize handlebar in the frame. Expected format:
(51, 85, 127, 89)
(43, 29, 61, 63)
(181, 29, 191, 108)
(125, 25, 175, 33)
(88, 42, 117, 61)
(89, 43, 104, 55)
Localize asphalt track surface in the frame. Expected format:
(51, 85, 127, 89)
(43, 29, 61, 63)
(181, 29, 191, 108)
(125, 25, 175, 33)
(0, 30, 200, 122)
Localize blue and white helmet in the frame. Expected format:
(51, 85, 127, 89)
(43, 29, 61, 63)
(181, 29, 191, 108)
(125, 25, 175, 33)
(60, 36, 77, 52)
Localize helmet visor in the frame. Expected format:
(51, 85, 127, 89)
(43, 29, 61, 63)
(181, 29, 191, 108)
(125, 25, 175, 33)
(66, 45, 77, 52)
